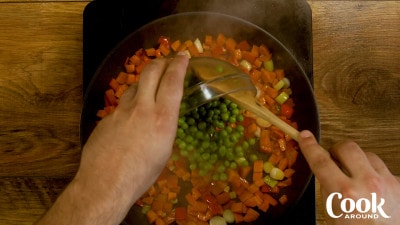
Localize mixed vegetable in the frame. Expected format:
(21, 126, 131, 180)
(96, 33, 299, 225)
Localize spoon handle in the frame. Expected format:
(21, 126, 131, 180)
(228, 93, 300, 142)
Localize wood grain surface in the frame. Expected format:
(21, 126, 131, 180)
(0, 1, 399, 225)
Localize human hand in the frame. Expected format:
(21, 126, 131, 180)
(298, 130, 400, 225)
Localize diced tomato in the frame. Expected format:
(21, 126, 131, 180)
(280, 103, 294, 118)
(158, 36, 170, 48)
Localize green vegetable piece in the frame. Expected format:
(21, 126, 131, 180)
(209, 216, 227, 225)
(263, 175, 278, 188)
(263, 59, 274, 72)
(275, 92, 289, 104)
(263, 161, 274, 173)
(223, 209, 235, 223)
(270, 167, 285, 180)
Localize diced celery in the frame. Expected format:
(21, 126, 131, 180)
(141, 205, 151, 214)
(273, 79, 286, 91)
(223, 209, 235, 223)
(263, 59, 274, 71)
(263, 161, 274, 173)
(270, 167, 285, 180)
(209, 216, 227, 225)
(275, 92, 289, 104)
(263, 175, 278, 188)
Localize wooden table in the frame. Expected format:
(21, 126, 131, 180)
(0, 1, 399, 224)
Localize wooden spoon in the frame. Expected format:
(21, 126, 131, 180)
(189, 57, 300, 141)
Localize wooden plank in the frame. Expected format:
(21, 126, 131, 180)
(0, 177, 71, 225)
(0, 2, 89, 176)
(309, 1, 400, 174)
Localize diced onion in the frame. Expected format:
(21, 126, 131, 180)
(209, 216, 227, 225)
(194, 38, 204, 53)
(183, 50, 191, 58)
(239, 59, 252, 71)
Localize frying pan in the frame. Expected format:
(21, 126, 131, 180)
(80, 11, 320, 225)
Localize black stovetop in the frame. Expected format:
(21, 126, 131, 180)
(82, 0, 316, 224)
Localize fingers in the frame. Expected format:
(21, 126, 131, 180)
(135, 58, 169, 103)
(156, 54, 189, 112)
(119, 53, 189, 111)
(365, 151, 392, 176)
(329, 140, 376, 178)
(298, 130, 348, 190)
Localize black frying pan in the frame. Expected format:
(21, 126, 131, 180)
(80, 12, 320, 225)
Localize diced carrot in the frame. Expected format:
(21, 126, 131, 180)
(262, 194, 278, 206)
(278, 177, 292, 188)
(244, 195, 262, 208)
(243, 208, 260, 222)
(105, 89, 117, 106)
(155, 218, 165, 225)
(276, 69, 285, 80)
(191, 188, 202, 201)
(284, 168, 295, 178)
(253, 160, 264, 173)
(211, 180, 228, 196)
(187, 43, 200, 56)
(115, 84, 128, 98)
(171, 40, 181, 52)
(234, 213, 244, 223)
(245, 122, 258, 139)
(167, 175, 179, 189)
(268, 153, 281, 166)
(249, 69, 261, 82)
(238, 190, 253, 203)
(96, 109, 108, 118)
(109, 78, 119, 91)
(286, 148, 298, 168)
(237, 40, 251, 51)
(242, 51, 256, 64)
(216, 33, 226, 46)
(252, 172, 263, 183)
(247, 183, 259, 194)
(279, 194, 288, 205)
(264, 86, 279, 98)
(258, 198, 270, 212)
(142, 196, 154, 205)
(254, 58, 263, 68)
(225, 37, 237, 51)
(250, 45, 260, 58)
(167, 192, 177, 201)
(260, 129, 273, 153)
(259, 44, 272, 59)
(261, 69, 276, 84)
(146, 210, 158, 224)
(145, 47, 156, 57)
(231, 202, 244, 213)
(239, 166, 252, 178)
(175, 207, 187, 220)
(159, 44, 170, 56)
(126, 74, 136, 84)
(216, 192, 231, 205)
(204, 35, 213, 46)
(278, 157, 288, 171)
(129, 54, 142, 65)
